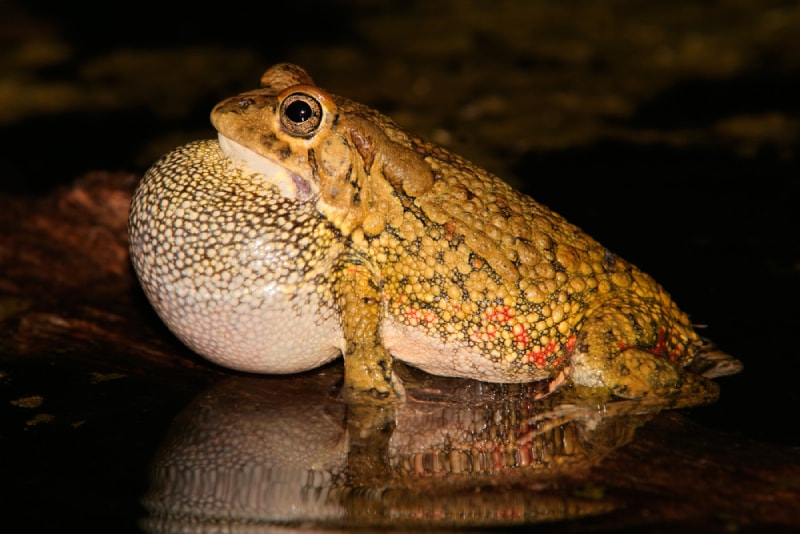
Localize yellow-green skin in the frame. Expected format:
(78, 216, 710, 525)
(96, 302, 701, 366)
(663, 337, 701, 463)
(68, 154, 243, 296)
(129, 64, 741, 404)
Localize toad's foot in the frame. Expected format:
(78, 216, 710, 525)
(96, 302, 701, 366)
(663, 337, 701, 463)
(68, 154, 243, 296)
(569, 308, 721, 409)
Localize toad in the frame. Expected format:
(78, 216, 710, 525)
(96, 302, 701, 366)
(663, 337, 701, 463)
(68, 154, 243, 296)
(129, 64, 741, 404)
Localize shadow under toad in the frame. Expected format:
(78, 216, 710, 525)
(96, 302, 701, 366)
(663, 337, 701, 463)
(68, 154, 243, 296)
(140, 364, 682, 531)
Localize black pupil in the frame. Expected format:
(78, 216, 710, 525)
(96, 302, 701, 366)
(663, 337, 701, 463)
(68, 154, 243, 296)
(286, 100, 313, 123)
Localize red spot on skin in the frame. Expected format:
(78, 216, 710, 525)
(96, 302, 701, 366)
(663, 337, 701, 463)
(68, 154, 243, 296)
(405, 307, 420, 325)
(530, 352, 547, 367)
(470, 307, 517, 344)
(565, 335, 577, 352)
(485, 306, 514, 323)
(422, 310, 437, 323)
(470, 323, 498, 342)
(512, 323, 529, 349)
(617, 328, 682, 361)
(404, 307, 439, 326)
(648, 328, 668, 358)
(346, 265, 368, 275)
(525, 340, 558, 367)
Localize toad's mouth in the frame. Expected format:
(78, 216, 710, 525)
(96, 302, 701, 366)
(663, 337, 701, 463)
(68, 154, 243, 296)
(218, 134, 315, 202)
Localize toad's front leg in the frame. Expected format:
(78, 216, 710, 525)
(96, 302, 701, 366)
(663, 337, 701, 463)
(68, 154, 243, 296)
(333, 254, 400, 403)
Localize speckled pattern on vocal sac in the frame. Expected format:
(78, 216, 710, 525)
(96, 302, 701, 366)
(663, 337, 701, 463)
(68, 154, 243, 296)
(129, 140, 346, 374)
(129, 63, 742, 405)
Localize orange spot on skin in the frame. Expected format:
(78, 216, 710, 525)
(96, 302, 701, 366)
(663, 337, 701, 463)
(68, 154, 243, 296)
(444, 222, 457, 240)
(565, 335, 577, 352)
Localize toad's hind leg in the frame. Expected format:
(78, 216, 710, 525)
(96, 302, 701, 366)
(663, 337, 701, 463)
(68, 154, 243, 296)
(570, 304, 720, 407)
(333, 255, 400, 403)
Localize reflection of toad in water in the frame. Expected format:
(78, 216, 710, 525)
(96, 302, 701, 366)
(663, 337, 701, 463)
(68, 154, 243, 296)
(142, 367, 674, 531)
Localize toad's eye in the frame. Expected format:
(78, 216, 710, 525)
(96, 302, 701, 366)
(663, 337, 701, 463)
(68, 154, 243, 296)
(280, 93, 323, 137)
